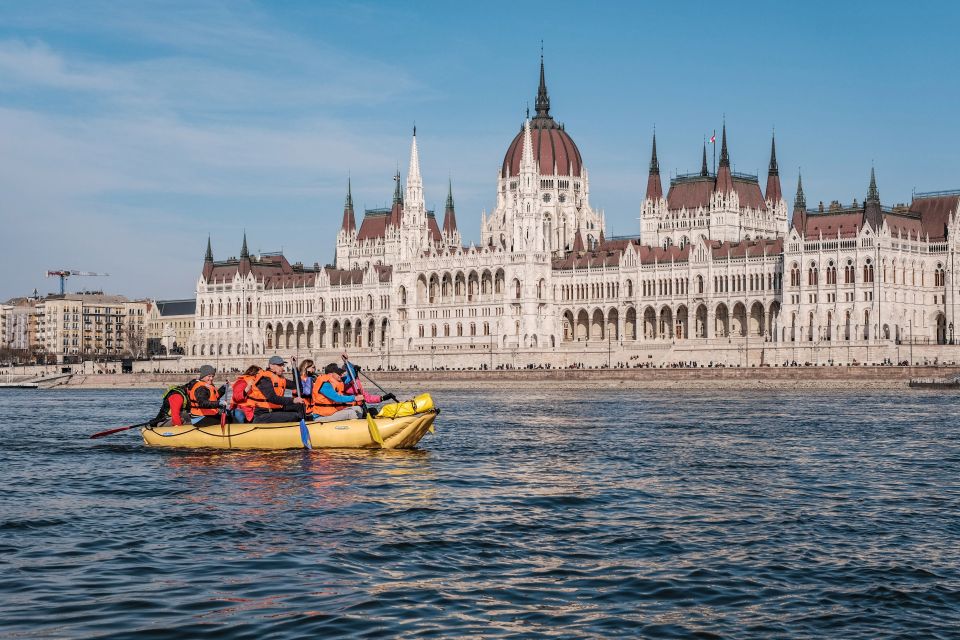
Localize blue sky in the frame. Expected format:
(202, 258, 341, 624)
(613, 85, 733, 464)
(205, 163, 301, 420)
(1, 1, 959, 300)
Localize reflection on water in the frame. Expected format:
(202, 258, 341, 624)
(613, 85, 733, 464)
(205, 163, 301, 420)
(1, 387, 959, 638)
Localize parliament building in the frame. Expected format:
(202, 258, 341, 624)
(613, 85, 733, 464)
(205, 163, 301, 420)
(187, 60, 960, 368)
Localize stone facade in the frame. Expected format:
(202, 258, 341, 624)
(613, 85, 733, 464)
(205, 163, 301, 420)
(186, 60, 960, 369)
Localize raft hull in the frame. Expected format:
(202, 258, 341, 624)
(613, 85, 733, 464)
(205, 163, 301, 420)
(141, 410, 437, 450)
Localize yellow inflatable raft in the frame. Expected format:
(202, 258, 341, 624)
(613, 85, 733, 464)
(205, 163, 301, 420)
(141, 394, 438, 450)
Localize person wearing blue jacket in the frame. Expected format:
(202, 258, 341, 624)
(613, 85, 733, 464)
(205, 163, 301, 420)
(310, 363, 364, 422)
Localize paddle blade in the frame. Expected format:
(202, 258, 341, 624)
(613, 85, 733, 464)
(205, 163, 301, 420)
(366, 413, 384, 447)
(299, 418, 312, 450)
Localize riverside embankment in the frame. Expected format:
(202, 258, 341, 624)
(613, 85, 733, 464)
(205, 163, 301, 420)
(22, 365, 960, 390)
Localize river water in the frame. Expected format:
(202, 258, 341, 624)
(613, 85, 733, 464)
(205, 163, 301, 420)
(2, 387, 959, 638)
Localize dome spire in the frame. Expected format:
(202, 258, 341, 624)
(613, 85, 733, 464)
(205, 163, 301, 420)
(700, 142, 709, 176)
(240, 230, 249, 259)
(204, 235, 213, 262)
(535, 52, 550, 118)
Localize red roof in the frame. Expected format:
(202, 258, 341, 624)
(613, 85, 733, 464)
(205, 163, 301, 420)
(502, 121, 582, 178)
(798, 212, 863, 238)
(910, 194, 959, 240)
(357, 211, 390, 242)
(667, 175, 767, 211)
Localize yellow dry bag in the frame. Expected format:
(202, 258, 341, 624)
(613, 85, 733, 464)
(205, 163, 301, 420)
(378, 393, 434, 419)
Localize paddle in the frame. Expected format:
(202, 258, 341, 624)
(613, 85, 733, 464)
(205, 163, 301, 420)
(90, 420, 153, 439)
(290, 357, 313, 450)
(342, 354, 384, 447)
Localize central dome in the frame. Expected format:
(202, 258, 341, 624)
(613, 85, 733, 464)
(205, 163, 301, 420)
(501, 60, 583, 179)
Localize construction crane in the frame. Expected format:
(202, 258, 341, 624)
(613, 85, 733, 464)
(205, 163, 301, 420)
(45, 270, 110, 295)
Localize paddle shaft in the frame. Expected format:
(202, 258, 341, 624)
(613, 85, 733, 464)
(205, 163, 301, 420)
(90, 420, 153, 439)
(290, 357, 312, 449)
(359, 370, 390, 396)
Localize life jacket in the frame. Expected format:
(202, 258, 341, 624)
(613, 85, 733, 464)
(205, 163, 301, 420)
(247, 369, 287, 410)
(187, 379, 220, 417)
(311, 374, 357, 417)
(230, 374, 257, 410)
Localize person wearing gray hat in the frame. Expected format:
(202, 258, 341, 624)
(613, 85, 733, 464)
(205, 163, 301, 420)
(185, 364, 223, 426)
(249, 355, 306, 423)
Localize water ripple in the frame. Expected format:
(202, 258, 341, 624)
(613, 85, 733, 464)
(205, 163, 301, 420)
(1, 388, 959, 638)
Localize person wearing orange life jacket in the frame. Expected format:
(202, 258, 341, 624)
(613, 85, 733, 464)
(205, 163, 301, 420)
(186, 364, 223, 426)
(310, 362, 364, 423)
(248, 355, 305, 423)
(230, 365, 261, 424)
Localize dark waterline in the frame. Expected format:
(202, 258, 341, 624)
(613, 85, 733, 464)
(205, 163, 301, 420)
(2, 388, 960, 638)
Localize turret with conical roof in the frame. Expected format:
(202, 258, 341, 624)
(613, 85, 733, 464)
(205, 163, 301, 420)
(646, 132, 663, 201)
(341, 178, 356, 234)
(765, 132, 782, 203)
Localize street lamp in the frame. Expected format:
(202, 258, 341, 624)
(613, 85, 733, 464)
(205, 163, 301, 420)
(950, 322, 954, 346)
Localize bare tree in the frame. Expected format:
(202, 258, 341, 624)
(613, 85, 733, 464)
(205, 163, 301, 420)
(125, 319, 146, 359)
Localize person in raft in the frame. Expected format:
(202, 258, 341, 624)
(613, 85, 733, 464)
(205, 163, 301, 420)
(309, 362, 365, 422)
(298, 359, 317, 399)
(229, 364, 261, 424)
(247, 355, 305, 423)
(186, 364, 224, 426)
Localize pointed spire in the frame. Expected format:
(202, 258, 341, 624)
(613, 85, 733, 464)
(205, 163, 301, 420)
(649, 132, 659, 174)
(765, 132, 782, 202)
(520, 118, 535, 175)
(572, 224, 585, 253)
(864, 166, 882, 229)
(393, 170, 402, 205)
(700, 143, 709, 176)
(408, 127, 421, 185)
(768, 132, 779, 176)
(867, 166, 879, 202)
(645, 132, 663, 201)
(718, 122, 729, 168)
(240, 231, 249, 259)
(794, 172, 806, 211)
(204, 235, 213, 262)
(390, 171, 403, 227)
(341, 178, 356, 234)
(535, 53, 550, 118)
(442, 178, 458, 235)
